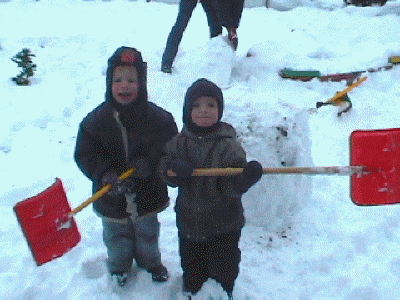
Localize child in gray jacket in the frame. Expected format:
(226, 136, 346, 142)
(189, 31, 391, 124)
(159, 78, 263, 299)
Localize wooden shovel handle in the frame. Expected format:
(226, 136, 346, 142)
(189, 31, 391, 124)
(69, 168, 135, 217)
(70, 165, 366, 216)
(167, 166, 365, 177)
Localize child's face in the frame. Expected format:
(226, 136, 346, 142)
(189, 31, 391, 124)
(112, 66, 139, 105)
(191, 96, 219, 127)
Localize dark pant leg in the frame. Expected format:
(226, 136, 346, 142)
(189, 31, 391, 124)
(179, 234, 210, 294)
(102, 219, 136, 273)
(213, 0, 244, 29)
(212, 0, 231, 29)
(208, 230, 242, 293)
(200, 0, 222, 38)
(231, 0, 245, 28)
(161, 0, 198, 68)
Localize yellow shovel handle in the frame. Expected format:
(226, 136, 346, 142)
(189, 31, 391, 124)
(167, 166, 365, 177)
(69, 168, 135, 217)
(327, 76, 367, 104)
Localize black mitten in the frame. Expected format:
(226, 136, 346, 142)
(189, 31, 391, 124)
(102, 172, 133, 196)
(169, 158, 194, 178)
(129, 157, 152, 179)
(240, 161, 263, 192)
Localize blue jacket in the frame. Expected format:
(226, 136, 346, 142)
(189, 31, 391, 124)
(74, 100, 178, 219)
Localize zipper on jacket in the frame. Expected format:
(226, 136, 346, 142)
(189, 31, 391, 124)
(113, 110, 129, 162)
(113, 110, 137, 220)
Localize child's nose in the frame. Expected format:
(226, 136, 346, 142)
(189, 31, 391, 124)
(121, 80, 130, 87)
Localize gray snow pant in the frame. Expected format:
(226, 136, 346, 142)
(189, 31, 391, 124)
(102, 215, 162, 273)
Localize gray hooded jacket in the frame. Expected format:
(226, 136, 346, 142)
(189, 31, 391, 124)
(159, 122, 247, 241)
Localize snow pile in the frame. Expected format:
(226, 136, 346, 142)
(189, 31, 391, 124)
(223, 88, 313, 231)
(173, 36, 235, 89)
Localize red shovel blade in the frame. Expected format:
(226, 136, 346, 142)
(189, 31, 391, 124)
(350, 128, 400, 206)
(13, 178, 81, 266)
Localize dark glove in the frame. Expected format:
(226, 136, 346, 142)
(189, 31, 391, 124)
(240, 160, 263, 191)
(169, 158, 194, 178)
(129, 158, 152, 179)
(102, 172, 133, 196)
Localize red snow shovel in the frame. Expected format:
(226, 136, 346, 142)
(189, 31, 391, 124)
(13, 168, 135, 266)
(350, 127, 400, 206)
(167, 127, 400, 206)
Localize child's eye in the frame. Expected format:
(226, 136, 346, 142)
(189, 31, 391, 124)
(113, 78, 122, 83)
(129, 80, 138, 83)
(207, 103, 216, 108)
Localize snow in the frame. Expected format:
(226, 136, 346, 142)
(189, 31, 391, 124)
(1, 0, 400, 299)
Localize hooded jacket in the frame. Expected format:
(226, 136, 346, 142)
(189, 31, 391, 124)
(160, 124, 246, 241)
(159, 79, 247, 241)
(74, 47, 178, 219)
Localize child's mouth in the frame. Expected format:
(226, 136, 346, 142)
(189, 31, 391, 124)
(118, 93, 133, 100)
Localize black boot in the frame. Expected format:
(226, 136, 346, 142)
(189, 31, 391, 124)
(149, 265, 169, 282)
(110, 272, 128, 287)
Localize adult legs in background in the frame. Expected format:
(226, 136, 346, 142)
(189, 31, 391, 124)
(161, 0, 198, 71)
(200, 0, 223, 38)
(212, 0, 244, 50)
(231, 0, 245, 29)
(161, 0, 223, 72)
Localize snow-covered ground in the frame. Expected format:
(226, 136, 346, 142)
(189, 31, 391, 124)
(1, 0, 400, 299)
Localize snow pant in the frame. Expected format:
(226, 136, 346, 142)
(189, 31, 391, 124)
(179, 230, 242, 294)
(102, 215, 162, 273)
(213, 0, 244, 29)
(161, 0, 222, 68)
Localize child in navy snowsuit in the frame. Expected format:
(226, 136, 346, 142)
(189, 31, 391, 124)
(74, 47, 178, 286)
(158, 78, 263, 298)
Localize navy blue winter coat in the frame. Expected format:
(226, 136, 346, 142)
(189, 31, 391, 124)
(74, 47, 178, 219)
(74, 101, 178, 219)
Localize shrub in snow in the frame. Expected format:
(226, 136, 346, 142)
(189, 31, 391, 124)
(11, 48, 37, 86)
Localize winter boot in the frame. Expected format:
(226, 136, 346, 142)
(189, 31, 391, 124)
(149, 265, 169, 282)
(182, 291, 196, 300)
(161, 65, 173, 74)
(228, 28, 238, 51)
(111, 272, 128, 287)
(223, 289, 234, 300)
